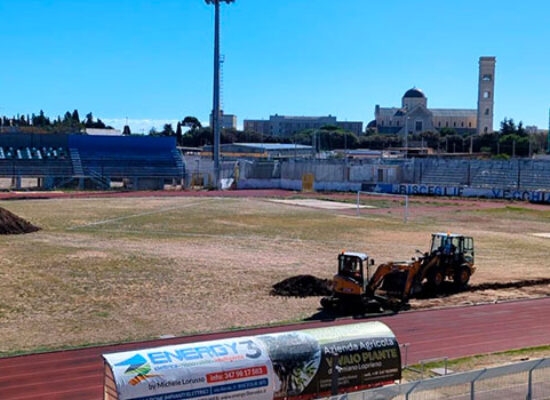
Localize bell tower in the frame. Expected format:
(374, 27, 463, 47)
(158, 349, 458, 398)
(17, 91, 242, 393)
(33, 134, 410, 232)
(477, 57, 496, 134)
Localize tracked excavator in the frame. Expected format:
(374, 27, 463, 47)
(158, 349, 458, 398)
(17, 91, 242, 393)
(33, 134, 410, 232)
(321, 233, 476, 312)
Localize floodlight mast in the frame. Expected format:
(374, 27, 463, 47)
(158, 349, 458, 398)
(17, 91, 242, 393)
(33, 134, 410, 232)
(206, 0, 234, 190)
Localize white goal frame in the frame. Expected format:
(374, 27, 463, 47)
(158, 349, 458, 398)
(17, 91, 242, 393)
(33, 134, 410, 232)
(356, 191, 409, 223)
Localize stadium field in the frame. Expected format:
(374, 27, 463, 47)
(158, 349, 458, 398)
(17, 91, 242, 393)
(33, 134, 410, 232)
(0, 193, 549, 355)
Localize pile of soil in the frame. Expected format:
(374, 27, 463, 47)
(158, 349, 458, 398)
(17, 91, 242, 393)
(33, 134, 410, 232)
(0, 207, 41, 235)
(271, 275, 332, 297)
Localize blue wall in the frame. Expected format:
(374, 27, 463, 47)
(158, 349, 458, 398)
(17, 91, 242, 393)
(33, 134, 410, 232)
(0, 133, 68, 148)
(68, 135, 176, 154)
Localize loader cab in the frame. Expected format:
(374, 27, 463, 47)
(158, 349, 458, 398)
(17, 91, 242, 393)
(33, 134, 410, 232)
(430, 233, 475, 264)
(338, 252, 366, 283)
(334, 252, 374, 296)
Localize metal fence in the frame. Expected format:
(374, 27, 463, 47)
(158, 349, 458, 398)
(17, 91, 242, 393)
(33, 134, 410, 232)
(319, 358, 550, 400)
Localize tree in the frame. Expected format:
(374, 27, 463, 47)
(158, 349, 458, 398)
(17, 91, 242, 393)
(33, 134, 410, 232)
(182, 116, 202, 130)
(123, 125, 131, 136)
(72, 109, 80, 123)
(32, 110, 51, 127)
(499, 117, 526, 137)
(292, 127, 359, 151)
(63, 111, 72, 123)
(161, 123, 175, 136)
(439, 127, 457, 137)
(85, 112, 94, 127)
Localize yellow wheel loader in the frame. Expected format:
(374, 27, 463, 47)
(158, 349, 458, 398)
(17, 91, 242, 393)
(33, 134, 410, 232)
(321, 233, 476, 312)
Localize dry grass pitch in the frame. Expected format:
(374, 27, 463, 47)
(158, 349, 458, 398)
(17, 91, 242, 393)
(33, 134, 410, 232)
(0, 194, 549, 355)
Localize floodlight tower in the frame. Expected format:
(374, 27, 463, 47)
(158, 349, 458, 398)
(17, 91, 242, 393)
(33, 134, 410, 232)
(206, 0, 234, 189)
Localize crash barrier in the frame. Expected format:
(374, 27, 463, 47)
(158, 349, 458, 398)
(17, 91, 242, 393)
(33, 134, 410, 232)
(103, 322, 401, 400)
(318, 357, 550, 400)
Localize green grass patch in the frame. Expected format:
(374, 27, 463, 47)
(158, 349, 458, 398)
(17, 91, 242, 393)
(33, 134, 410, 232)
(404, 344, 550, 381)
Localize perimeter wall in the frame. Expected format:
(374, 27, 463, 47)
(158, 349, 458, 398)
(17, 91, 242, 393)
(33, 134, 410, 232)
(234, 158, 550, 203)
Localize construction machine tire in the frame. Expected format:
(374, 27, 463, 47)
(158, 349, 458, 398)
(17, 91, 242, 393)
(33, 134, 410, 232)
(427, 270, 445, 292)
(320, 296, 339, 311)
(453, 266, 471, 289)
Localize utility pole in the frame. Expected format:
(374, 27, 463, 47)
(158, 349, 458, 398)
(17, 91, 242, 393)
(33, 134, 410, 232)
(205, 0, 234, 189)
(404, 117, 410, 159)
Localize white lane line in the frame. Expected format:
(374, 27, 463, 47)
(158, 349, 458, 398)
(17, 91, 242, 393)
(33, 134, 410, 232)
(68, 199, 216, 230)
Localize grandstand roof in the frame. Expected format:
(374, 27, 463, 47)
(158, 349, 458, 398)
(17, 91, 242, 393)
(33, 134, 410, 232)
(234, 143, 312, 151)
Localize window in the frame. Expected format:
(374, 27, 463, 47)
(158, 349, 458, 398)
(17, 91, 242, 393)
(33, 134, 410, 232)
(461, 122, 464, 127)
(453, 122, 457, 127)
(415, 120, 423, 132)
(446, 122, 449, 128)
(469, 122, 472, 128)
(483, 91, 491, 99)
(484, 127, 488, 134)
(482, 74, 492, 81)
(438, 121, 441, 127)
(485, 108, 490, 115)
(397, 121, 400, 127)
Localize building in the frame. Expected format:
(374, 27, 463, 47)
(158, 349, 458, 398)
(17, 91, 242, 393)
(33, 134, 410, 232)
(85, 128, 122, 136)
(202, 143, 313, 159)
(209, 112, 238, 130)
(244, 114, 363, 137)
(369, 57, 496, 136)
(477, 57, 496, 135)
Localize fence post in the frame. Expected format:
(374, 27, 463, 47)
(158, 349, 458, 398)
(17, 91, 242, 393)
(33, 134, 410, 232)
(470, 369, 487, 400)
(526, 359, 545, 400)
(406, 195, 409, 223)
(356, 191, 361, 217)
(401, 343, 410, 369)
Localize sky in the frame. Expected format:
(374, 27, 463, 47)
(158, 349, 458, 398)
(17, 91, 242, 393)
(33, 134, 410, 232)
(0, 0, 549, 132)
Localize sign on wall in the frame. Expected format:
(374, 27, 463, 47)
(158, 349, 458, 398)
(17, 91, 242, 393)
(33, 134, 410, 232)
(366, 183, 550, 204)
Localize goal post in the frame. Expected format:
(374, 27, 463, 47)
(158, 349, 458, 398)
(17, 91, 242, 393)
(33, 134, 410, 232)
(356, 190, 409, 223)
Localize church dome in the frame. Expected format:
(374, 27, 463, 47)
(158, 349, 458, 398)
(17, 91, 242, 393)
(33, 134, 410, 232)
(403, 88, 425, 98)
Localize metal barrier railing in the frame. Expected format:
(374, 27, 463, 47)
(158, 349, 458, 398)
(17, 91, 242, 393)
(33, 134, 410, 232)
(319, 357, 550, 400)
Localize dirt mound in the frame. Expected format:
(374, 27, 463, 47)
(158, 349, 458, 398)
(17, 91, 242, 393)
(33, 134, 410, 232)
(271, 275, 332, 297)
(0, 207, 41, 235)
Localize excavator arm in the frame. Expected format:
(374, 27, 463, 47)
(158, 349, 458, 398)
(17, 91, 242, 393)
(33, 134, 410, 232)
(366, 262, 417, 298)
(366, 254, 440, 303)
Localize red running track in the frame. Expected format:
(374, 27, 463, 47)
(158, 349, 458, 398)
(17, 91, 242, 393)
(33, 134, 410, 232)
(1, 297, 550, 400)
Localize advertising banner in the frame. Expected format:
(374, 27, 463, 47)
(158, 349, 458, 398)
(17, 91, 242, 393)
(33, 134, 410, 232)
(104, 337, 274, 400)
(103, 322, 400, 400)
(366, 183, 550, 204)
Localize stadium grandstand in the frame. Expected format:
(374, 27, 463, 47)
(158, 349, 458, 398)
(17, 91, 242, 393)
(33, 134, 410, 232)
(0, 133, 184, 190)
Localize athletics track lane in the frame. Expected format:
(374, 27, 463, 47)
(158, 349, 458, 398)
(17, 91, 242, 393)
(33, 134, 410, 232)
(1, 297, 549, 399)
